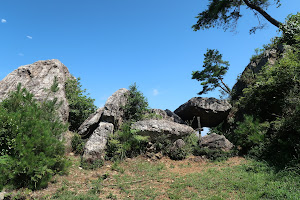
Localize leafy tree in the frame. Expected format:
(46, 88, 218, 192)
(192, 0, 282, 34)
(65, 77, 97, 131)
(192, 49, 231, 95)
(0, 80, 68, 190)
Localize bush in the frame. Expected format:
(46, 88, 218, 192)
(151, 134, 199, 160)
(0, 81, 68, 190)
(168, 148, 188, 160)
(123, 83, 149, 122)
(65, 77, 97, 131)
(106, 122, 149, 161)
(80, 158, 104, 170)
(193, 147, 234, 161)
(71, 133, 86, 155)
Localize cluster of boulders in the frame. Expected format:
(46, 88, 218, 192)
(0, 59, 234, 163)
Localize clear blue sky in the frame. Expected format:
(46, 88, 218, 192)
(1, 0, 299, 112)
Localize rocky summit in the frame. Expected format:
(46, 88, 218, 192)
(174, 97, 231, 128)
(0, 59, 72, 122)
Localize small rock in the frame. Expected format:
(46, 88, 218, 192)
(155, 152, 163, 159)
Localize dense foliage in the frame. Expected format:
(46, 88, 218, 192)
(106, 122, 149, 161)
(0, 81, 68, 190)
(123, 83, 149, 122)
(65, 77, 97, 131)
(223, 13, 300, 168)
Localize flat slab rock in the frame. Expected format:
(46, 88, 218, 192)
(199, 133, 233, 151)
(0, 59, 72, 122)
(174, 97, 231, 128)
(132, 119, 195, 141)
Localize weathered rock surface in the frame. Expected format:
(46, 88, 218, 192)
(199, 133, 233, 151)
(102, 88, 129, 128)
(78, 107, 104, 137)
(82, 122, 114, 161)
(0, 59, 72, 122)
(80, 88, 130, 162)
(147, 109, 185, 124)
(132, 119, 195, 141)
(174, 97, 231, 128)
(232, 45, 286, 100)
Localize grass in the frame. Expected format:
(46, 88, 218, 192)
(4, 155, 300, 199)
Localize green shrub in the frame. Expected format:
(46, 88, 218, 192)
(71, 133, 86, 155)
(0, 81, 68, 190)
(152, 135, 172, 155)
(106, 122, 149, 161)
(80, 157, 104, 170)
(65, 77, 97, 131)
(233, 115, 269, 155)
(193, 147, 233, 161)
(123, 82, 149, 122)
(168, 148, 188, 160)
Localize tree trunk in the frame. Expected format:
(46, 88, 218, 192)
(243, 0, 282, 28)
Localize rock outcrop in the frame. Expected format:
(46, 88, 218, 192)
(79, 89, 128, 162)
(102, 88, 129, 128)
(174, 97, 231, 128)
(82, 122, 114, 161)
(232, 45, 286, 100)
(131, 119, 195, 141)
(0, 59, 72, 122)
(199, 133, 233, 151)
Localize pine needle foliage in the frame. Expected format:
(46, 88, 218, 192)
(0, 80, 68, 190)
(123, 83, 149, 122)
(65, 77, 96, 131)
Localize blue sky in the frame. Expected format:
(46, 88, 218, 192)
(1, 0, 299, 113)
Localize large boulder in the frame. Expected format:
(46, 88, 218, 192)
(0, 59, 72, 122)
(147, 109, 185, 124)
(102, 88, 129, 128)
(78, 107, 104, 138)
(82, 122, 114, 161)
(174, 97, 231, 128)
(199, 133, 233, 151)
(131, 119, 195, 141)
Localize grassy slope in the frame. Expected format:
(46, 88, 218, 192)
(6, 155, 300, 200)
